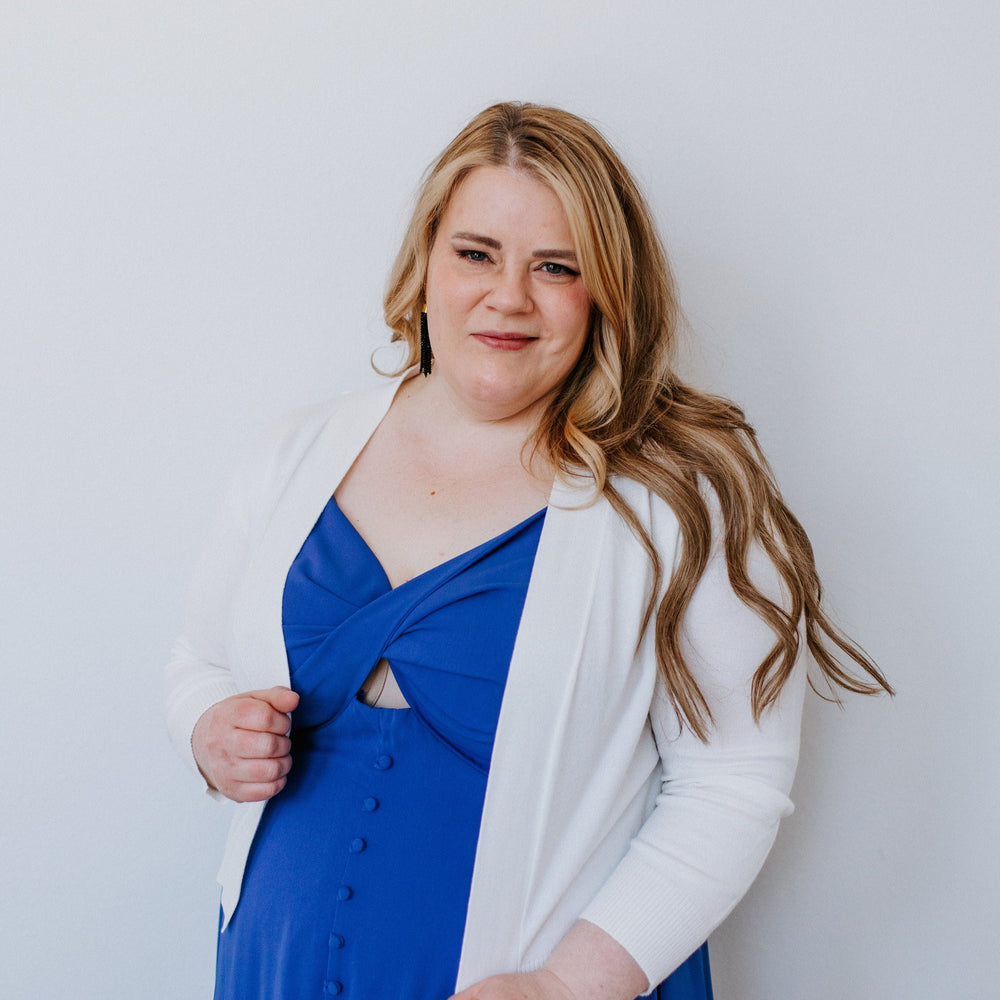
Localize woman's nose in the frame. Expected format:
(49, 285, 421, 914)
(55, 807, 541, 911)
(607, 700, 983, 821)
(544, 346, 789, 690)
(486, 267, 532, 314)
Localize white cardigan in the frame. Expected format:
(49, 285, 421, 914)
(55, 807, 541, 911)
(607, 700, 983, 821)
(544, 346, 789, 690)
(165, 376, 806, 991)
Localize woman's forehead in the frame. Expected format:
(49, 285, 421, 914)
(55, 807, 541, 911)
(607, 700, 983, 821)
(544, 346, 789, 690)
(439, 166, 576, 246)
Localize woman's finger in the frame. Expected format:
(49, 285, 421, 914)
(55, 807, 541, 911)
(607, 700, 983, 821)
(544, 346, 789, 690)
(246, 685, 300, 716)
(228, 695, 294, 736)
(231, 729, 290, 761)
(224, 775, 289, 803)
(230, 753, 292, 785)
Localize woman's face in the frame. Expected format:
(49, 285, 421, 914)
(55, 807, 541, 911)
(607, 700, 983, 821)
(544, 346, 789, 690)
(423, 166, 592, 424)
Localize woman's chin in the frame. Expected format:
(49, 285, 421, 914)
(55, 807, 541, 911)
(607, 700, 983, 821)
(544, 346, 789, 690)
(444, 373, 556, 426)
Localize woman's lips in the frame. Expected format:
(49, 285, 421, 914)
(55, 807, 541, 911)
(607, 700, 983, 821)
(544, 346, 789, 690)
(471, 331, 536, 351)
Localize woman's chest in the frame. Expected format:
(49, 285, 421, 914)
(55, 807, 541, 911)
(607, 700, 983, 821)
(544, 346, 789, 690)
(334, 419, 550, 589)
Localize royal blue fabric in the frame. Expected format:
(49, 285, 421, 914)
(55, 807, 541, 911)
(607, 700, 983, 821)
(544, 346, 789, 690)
(214, 495, 712, 1000)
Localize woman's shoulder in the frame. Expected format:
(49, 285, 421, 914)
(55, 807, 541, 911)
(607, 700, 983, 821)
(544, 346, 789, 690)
(550, 471, 685, 556)
(227, 377, 403, 518)
(606, 474, 684, 542)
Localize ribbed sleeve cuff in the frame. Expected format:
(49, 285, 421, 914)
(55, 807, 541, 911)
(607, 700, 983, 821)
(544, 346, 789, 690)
(579, 855, 712, 992)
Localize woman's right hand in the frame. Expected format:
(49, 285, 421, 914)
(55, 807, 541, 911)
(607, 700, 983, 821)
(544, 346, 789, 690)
(191, 686, 300, 802)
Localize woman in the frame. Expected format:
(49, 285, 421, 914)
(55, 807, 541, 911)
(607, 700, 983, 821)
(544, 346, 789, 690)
(166, 102, 891, 1000)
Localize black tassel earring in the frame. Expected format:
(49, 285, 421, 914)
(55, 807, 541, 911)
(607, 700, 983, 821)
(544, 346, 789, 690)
(419, 308, 433, 377)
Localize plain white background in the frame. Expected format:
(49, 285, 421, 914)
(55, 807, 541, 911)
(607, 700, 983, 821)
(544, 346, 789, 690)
(2, 3, 997, 997)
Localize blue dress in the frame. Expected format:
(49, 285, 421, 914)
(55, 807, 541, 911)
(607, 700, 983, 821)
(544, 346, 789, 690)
(214, 497, 712, 1000)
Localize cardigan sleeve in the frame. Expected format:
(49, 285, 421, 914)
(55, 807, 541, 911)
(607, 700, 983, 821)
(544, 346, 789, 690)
(163, 403, 333, 796)
(163, 462, 253, 797)
(579, 512, 808, 989)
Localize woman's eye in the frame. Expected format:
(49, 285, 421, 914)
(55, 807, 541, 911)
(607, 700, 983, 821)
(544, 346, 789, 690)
(539, 261, 578, 277)
(457, 249, 490, 263)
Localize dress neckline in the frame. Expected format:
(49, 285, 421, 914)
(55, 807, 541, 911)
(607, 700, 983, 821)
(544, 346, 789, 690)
(328, 496, 546, 594)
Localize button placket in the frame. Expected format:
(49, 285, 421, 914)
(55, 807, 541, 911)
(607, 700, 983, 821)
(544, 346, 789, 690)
(326, 737, 394, 995)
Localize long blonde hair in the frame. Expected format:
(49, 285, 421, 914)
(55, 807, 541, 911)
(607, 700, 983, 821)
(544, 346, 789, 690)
(384, 102, 892, 739)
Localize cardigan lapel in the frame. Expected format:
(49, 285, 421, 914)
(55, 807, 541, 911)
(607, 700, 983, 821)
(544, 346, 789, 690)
(229, 378, 404, 697)
(456, 474, 612, 989)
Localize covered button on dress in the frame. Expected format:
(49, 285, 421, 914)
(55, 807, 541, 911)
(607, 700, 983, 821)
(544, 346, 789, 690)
(213, 495, 712, 1000)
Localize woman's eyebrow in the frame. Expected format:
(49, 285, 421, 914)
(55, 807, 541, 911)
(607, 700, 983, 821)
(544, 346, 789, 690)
(451, 231, 502, 249)
(532, 249, 578, 261)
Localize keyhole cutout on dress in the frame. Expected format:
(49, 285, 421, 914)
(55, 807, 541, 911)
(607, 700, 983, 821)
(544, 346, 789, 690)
(357, 658, 411, 709)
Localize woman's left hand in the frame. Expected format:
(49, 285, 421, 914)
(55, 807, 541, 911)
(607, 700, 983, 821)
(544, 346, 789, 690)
(449, 969, 575, 1000)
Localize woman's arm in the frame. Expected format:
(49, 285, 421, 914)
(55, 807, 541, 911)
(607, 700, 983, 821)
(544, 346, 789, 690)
(578, 531, 806, 984)
(454, 497, 807, 997)
(164, 468, 256, 795)
(164, 403, 331, 797)
(166, 513, 300, 803)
